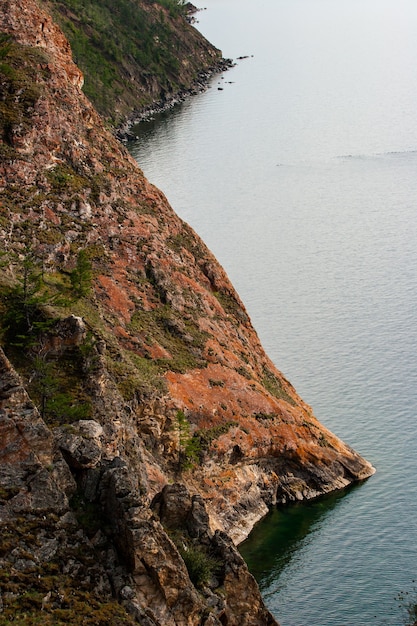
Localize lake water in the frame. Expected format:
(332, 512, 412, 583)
(127, 0, 417, 624)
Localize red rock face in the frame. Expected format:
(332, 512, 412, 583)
(1, 0, 83, 88)
(0, 0, 374, 551)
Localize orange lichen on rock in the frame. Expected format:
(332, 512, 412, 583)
(97, 275, 136, 323)
(0, 0, 374, 554)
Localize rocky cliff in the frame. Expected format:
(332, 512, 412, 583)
(40, 0, 229, 126)
(0, 1, 374, 624)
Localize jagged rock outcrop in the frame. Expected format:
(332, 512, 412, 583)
(0, 1, 374, 623)
(0, 348, 274, 624)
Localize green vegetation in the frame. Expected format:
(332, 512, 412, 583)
(254, 411, 277, 421)
(176, 410, 238, 470)
(0, 248, 64, 350)
(209, 378, 225, 387)
(193, 421, 239, 451)
(70, 490, 104, 538)
(0, 247, 90, 341)
(105, 350, 167, 400)
(262, 367, 296, 406)
(213, 289, 249, 322)
(317, 432, 330, 448)
(167, 225, 205, 261)
(70, 250, 93, 298)
(0, 516, 136, 626)
(235, 364, 252, 380)
(0, 35, 48, 156)
(0, 598, 136, 626)
(179, 543, 221, 589)
(41, 0, 219, 123)
(128, 305, 208, 372)
(0, 250, 94, 426)
(0, 253, 205, 408)
(176, 409, 201, 469)
(45, 163, 90, 193)
(168, 526, 221, 589)
(0, 485, 20, 502)
(29, 353, 92, 425)
(103, 301, 210, 400)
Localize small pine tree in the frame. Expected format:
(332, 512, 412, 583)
(3, 248, 52, 346)
(30, 356, 58, 419)
(70, 250, 92, 298)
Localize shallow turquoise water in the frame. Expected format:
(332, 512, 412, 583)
(128, 0, 417, 623)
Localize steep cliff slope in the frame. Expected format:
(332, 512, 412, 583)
(0, 1, 374, 624)
(40, 0, 228, 125)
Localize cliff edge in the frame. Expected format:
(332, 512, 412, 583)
(41, 0, 229, 126)
(0, 1, 374, 624)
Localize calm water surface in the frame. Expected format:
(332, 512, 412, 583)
(128, 0, 417, 623)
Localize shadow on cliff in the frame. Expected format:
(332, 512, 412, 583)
(239, 482, 363, 592)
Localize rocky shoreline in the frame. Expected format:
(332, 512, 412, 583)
(116, 57, 235, 141)
(0, 1, 374, 623)
(114, 0, 235, 140)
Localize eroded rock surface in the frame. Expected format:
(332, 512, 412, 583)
(0, 1, 374, 623)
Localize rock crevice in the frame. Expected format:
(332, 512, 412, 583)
(0, 2, 374, 623)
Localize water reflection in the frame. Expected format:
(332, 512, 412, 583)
(128, 103, 188, 149)
(125, 0, 417, 620)
(239, 485, 361, 594)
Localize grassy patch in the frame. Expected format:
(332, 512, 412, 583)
(128, 305, 208, 373)
(0, 513, 135, 625)
(0, 575, 136, 626)
(40, 0, 218, 123)
(46, 163, 90, 193)
(167, 528, 221, 589)
(213, 290, 249, 322)
(106, 352, 167, 399)
(262, 367, 296, 406)
(3, 345, 93, 427)
(254, 412, 278, 421)
(167, 225, 205, 261)
(235, 365, 252, 380)
(177, 416, 238, 469)
(0, 35, 48, 148)
(0, 254, 95, 426)
(179, 543, 221, 589)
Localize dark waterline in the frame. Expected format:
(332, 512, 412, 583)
(128, 0, 417, 623)
(239, 485, 362, 586)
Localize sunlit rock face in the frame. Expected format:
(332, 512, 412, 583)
(0, 1, 374, 623)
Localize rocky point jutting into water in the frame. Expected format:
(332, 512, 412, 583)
(0, 0, 374, 624)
